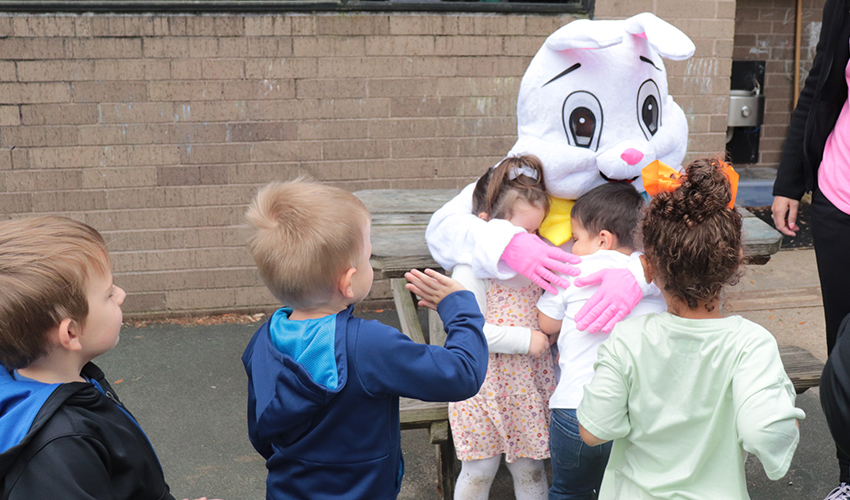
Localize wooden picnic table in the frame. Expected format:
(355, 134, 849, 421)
(354, 188, 813, 499)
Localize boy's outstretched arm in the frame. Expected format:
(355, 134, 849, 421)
(404, 268, 464, 310)
(355, 271, 488, 403)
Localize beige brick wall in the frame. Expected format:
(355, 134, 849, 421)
(0, 8, 729, 317)
(732, 0, 824, 167)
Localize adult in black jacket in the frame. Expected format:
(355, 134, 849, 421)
(772, 0, 850, 497)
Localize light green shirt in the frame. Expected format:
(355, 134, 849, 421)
(577, 313, 805, 500)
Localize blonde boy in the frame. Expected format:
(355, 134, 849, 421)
(241, 179, 488, 500)
(0, 216, 177, 500)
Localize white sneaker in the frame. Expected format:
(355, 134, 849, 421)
(825, 483, 850, 500)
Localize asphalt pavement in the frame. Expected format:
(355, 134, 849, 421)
(97, 247, 837, 500)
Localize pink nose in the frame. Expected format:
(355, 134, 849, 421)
(621, 149, 644, 165)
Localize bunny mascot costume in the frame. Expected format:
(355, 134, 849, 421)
(426, 13, 695, 333)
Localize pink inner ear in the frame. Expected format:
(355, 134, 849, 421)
(635, 32, 647, 39)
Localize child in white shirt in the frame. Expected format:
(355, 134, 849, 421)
(537, 182, 666, 500)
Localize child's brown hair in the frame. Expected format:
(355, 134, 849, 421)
(571, 182, 644, 251)
(0, 216, 111, 369)
(641, 157, 742, 310)
(246, 178, 370, 310)
(472, 155, 549, 220)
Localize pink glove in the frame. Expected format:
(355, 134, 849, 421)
(574, 267, 642, 333)
(500, 232, 580, 295)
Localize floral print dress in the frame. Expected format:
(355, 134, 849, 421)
(449, 279, 556, 462)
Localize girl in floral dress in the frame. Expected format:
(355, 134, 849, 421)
(449, 155, 557, 500)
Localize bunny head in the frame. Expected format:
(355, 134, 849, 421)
(507, 13, 695, 200)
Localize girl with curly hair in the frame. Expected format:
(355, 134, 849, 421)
(575, 158, 805, 499)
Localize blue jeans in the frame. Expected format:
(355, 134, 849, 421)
(549, 408, 612, 500)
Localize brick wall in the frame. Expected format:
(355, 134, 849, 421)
(733, 0, 825, 166)
(0, 8, 730, 317)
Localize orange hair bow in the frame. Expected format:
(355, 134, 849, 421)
(641, 160, 739, 209)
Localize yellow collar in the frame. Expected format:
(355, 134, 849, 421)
(538, 197, 574, 246)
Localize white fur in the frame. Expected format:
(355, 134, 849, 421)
(426, 13, 694, 278)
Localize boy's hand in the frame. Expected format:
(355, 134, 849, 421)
(405, 268, 465, 311)
(528, 330, 549, 358)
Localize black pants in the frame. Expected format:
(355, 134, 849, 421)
(811, 188, 850, 482)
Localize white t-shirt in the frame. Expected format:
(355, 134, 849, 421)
(536, 250, 665, 409)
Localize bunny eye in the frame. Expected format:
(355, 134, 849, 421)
(637, 79, 662, 140)
(562, 91, 603, 152)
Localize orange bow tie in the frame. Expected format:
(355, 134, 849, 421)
(641, 160, 739, 209)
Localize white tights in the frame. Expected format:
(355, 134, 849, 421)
(454, 455, 547, 500)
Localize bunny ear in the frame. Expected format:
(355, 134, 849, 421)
(624, 13, 695, 60)
(545, 19, 625, 51)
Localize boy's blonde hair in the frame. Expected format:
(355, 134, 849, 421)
(0, 216, 111, 369)
(246, 179, 370, 309)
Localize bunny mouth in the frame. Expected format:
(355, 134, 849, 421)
(599, 172, 640, 183)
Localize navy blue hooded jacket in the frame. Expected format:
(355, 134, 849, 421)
(0, 362, 174, 500)
(242, 291, 487, 499)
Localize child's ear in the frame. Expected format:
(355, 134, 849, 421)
(640, 254, 655, 284)
(56, 318, 83, 352)
(477, 212, 490, 221)
(338, 267, 357, 299)
(598, 230, 618, 250)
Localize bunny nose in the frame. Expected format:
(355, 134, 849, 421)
(621, 149, 644, 165)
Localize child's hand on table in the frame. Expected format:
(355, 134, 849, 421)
(405, 268, 465, 311)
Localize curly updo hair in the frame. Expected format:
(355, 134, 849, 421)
(641, 157, 743, 311)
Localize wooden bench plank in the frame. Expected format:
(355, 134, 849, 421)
(779, 345, 823, 394)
